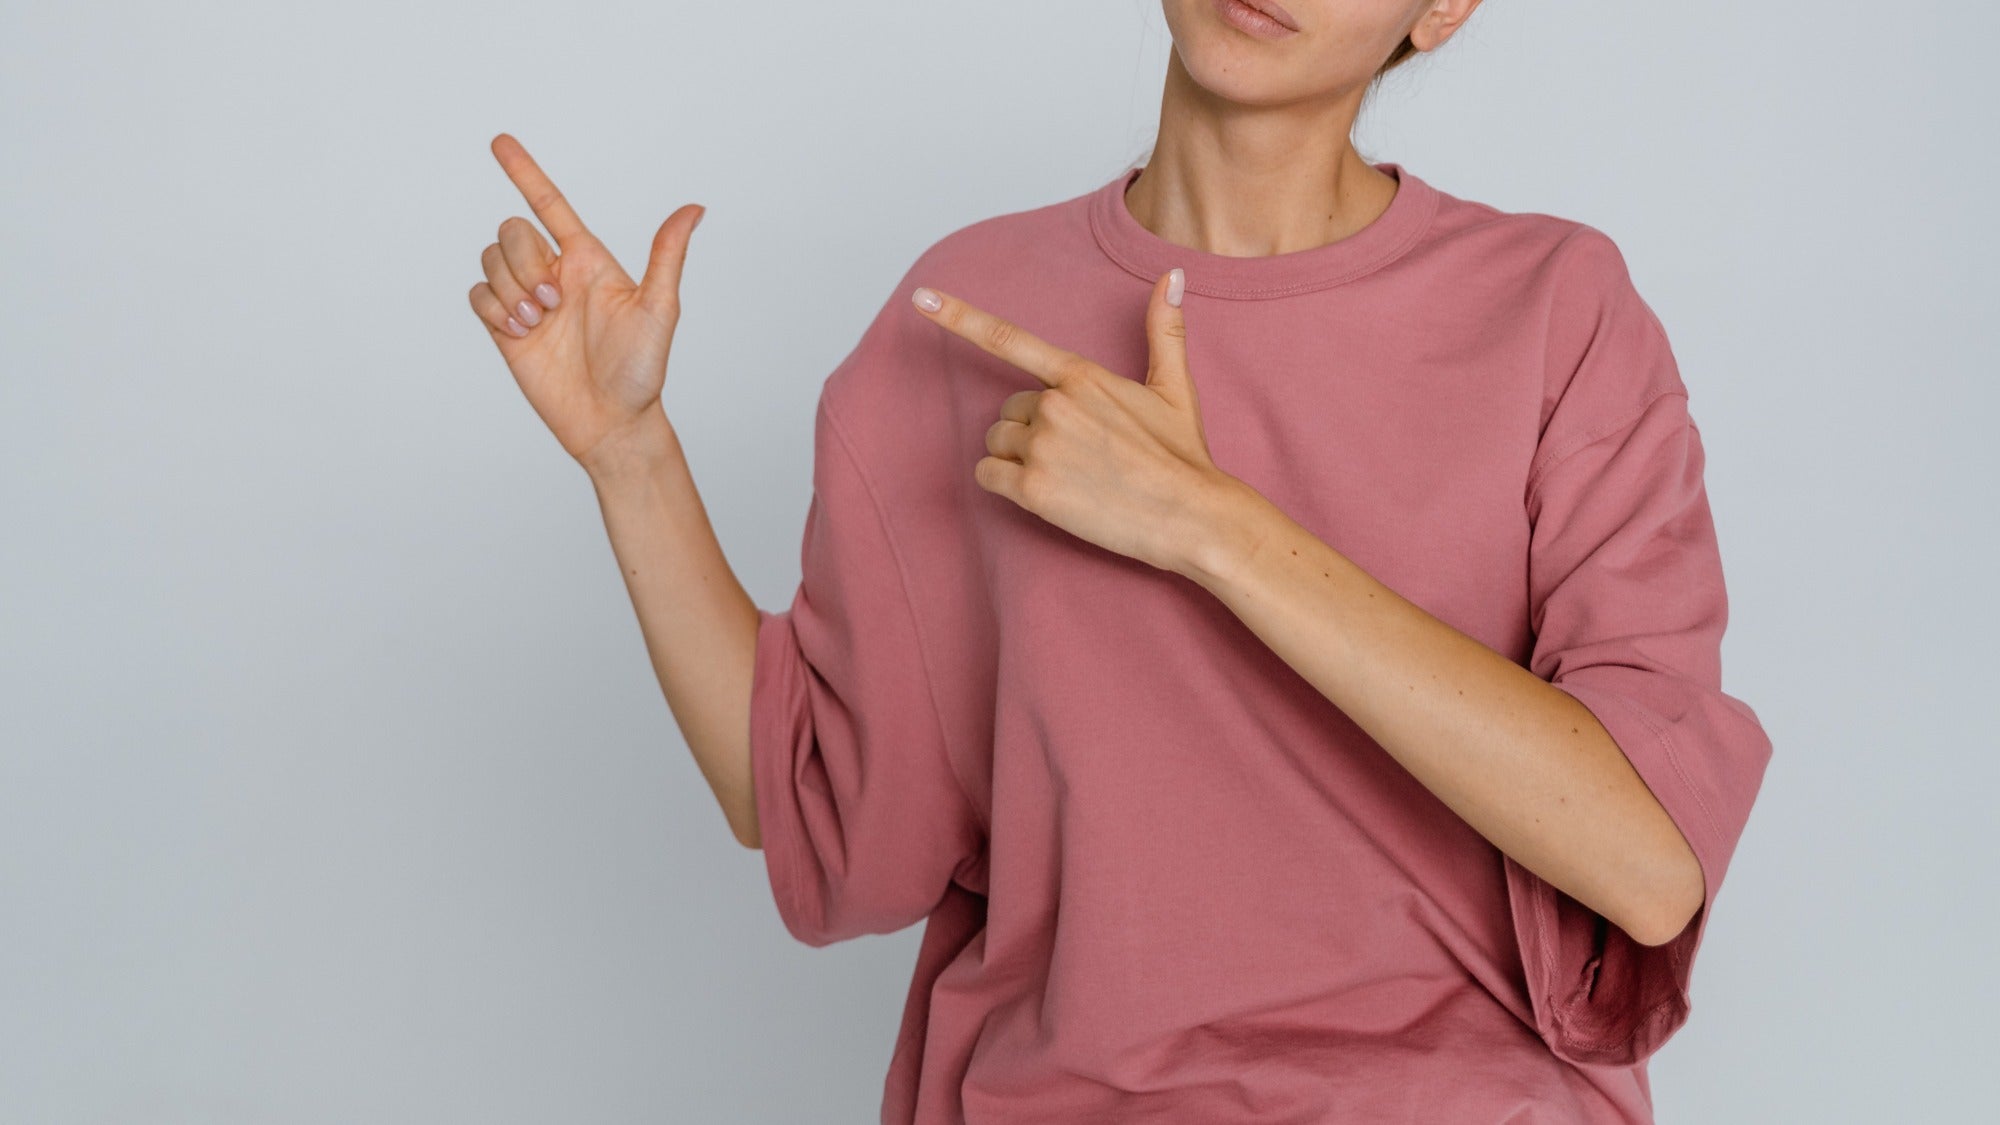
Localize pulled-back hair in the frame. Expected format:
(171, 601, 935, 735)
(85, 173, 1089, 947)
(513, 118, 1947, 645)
(1377, 34, 1419, 78)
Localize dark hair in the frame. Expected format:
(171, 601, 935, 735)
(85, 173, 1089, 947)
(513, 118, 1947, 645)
(1377, 34, 1419, 78)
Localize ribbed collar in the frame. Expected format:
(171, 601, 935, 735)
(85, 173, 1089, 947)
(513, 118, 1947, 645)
(1086, 161, 1439, 300)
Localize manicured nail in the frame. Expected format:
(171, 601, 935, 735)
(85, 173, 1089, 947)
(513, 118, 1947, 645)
(514, 299, 542, 327)
(503, 315, 528, 338)
(1166, 267, 1185, 308)
(911, 286, 942, 313)
(534, 282, 561, 309)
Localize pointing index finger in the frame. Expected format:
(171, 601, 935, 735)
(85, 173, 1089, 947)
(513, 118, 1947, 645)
(911, 285, 1084, 389)
(491, 133, 590, 248)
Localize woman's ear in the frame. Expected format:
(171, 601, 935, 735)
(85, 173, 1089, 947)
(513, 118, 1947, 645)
(1409, 0, 1484, 54)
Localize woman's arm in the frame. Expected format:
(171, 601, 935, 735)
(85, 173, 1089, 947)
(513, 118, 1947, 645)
(1174, 476, 1704, 948)
(466, 134, 760, 848)
(583, 409, 764, 849)
(908, 270, 1707, 951)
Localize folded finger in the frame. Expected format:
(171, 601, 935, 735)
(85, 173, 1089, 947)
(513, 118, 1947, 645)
(498, 216, 562, 312)
(469, 281, 529, 339)
(984, 416, 1030, 462)
(481, 243, 541, 330)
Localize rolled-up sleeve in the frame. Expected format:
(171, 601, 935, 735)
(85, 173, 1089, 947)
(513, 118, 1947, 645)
(749, 391, 985, 948)
(1503, 227, 1774, 1066)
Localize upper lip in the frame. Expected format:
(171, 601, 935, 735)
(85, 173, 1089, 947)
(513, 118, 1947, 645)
(1234, 0, 1301, 31)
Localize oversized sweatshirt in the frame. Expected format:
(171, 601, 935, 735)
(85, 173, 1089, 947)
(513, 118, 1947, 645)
(747, 160, 1774, 1124)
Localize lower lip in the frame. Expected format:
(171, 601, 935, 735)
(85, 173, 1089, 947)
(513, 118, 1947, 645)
(1212, 0, 1298, 41)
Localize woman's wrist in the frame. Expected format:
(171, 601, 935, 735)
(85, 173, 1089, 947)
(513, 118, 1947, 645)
(1171, 469, 1282, 590)
(580, 405, 681, 486)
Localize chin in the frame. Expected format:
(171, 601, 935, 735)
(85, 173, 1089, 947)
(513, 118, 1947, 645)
(1162, 0, 1386, 109)
(1174, 40, 1307, 106)
(1162, 6, 1325, 108)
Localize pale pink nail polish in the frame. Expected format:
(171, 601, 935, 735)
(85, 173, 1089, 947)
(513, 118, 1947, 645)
(504, 315, 528, 338)
(1166, 267, 1185, 308)
(514, 299, 542, 327)
(912, 286, 942, 313)
(534, 283, 560, 309)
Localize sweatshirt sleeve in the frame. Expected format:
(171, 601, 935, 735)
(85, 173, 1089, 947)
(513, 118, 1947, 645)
(1502, 227, 1774, 1067)
(748, 386, 986, 949)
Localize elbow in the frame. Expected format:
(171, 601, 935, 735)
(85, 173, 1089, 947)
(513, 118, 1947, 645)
(1626, 849, 1706, 948)
(729, 790, 764, 850)
(733, 809, 764, 851)
(1625, 899, 1694, 949)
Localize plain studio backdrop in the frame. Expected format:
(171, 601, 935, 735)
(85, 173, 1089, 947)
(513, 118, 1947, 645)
(3, 2, 1994, 1121)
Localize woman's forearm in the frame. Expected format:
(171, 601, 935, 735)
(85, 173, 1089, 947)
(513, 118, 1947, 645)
(583, 405, 764, 849)
(1176, 474, 1705, 947)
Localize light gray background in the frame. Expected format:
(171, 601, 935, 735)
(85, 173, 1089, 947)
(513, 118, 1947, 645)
(3, 1, 1994, 1122)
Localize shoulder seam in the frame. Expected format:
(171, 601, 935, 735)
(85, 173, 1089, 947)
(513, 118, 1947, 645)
(1523, 387, 1688, 510)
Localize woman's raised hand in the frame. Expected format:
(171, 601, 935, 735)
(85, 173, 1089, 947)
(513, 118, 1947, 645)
(468, 133, 705, 469)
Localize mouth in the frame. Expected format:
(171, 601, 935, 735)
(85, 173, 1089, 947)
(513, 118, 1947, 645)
(1218, 0, 1301, 34)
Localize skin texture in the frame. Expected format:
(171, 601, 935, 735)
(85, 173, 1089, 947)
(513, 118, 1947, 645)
(466, 0, 1704, 945)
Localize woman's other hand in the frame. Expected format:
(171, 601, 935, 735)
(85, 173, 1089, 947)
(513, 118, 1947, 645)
(467, 133, 705, 472)
(910, 268, 1253, 577)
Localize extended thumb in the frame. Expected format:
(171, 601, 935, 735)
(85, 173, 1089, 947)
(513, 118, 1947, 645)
(638, 203, 705, 319)
(1143, 267, 1193, 398)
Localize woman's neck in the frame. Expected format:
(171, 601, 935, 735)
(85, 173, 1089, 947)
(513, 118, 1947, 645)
(1124, 49, 1399, 259)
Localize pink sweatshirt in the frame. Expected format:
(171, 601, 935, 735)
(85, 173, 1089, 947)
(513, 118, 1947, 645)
(748, 161, 1773, 1124)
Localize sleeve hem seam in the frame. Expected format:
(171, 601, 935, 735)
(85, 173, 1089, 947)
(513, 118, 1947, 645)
(1562, 681, 1727, 985)
(1588, 685, 1728, 892)
(749, 608, 819, 943)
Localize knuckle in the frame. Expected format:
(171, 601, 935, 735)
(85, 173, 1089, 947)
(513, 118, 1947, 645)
(1035, 389, 1072, 424)
(983, 317, 1018, 353)
(1016, 424, 1040, 459)
(481, 247, 524, 296)
(1026, 428, 1063, 468)
(1017, 466, 1052, 506)
(1051, 354, 1094, 384)
(1075, 376, 1117, 407)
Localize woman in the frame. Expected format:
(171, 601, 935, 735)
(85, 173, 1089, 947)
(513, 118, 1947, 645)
(465, 1, 1772, 1120)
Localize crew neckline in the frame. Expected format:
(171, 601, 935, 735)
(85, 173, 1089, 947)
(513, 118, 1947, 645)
(1086, 161, 1439, 301)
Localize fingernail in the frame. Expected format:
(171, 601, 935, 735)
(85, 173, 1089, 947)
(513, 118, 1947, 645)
(514, 299, 542, 327)
(1166, 267, 1185, 308)
(911, 286, 942, 313)
(534, 283, 560, 309)
(503, 315, 529, 338)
